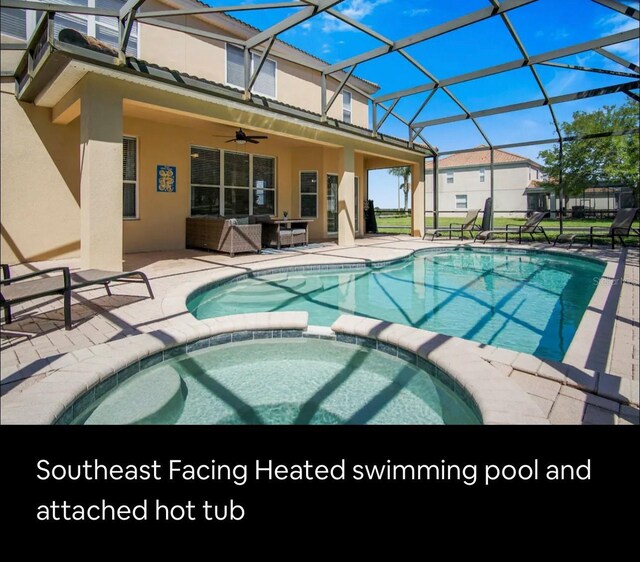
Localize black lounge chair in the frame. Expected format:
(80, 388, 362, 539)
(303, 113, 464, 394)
(553, 208, 639, 249)
(0, 265, 154, 330)
(424, 208, 480, 241)
(475, 211, 550, 244)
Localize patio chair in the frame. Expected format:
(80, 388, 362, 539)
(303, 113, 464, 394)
(0, 265, 154, 330)
(474, 211, 550, 244)
(424, 208, 480, 241)
(553, 208, 639, 249)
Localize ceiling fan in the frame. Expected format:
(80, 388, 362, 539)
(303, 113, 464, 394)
(214, 128, 269, 145)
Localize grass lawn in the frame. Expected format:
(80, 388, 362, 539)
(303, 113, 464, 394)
(375, 213, 640, 245)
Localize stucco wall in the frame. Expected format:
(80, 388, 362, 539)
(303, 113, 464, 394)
(138, 0, 370, 128)
(1, 78, 81, 264)
(122, 117, 366, 252)
(426, 164, 530, 217)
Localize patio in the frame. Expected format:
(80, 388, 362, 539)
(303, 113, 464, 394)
(1, 235, 638, 425)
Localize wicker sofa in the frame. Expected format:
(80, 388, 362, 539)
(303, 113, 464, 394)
(186, 216, 262, 257)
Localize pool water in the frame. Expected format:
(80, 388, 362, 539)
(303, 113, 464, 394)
(72, 339, 480, 425)
(189, 248, 605, 361)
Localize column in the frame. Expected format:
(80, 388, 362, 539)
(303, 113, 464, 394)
(80, 76, 123, 271)
(411, 159, 425, 238)
(338, 146, 355, 247)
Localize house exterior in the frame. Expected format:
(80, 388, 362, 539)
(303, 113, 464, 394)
(1, 0, 427, 271)
(425, 147, 546, 218)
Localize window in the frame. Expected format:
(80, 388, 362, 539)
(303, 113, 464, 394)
(226, 43, 276, 98)
(224, 151, 250, 216)
(253, 155, 276, 215)
(95, 0, 138, 56)
(123, 136, 137, 219)
(1, 7, 27, 40)
(300, 171, 317, 218)
(190, 146, 221, 216)
(446, 171, 454, 184)
(327, 174, 338, 234)
(455, 194, 468, 210)
(53, 0, 89, 44)
(1, 1, 138, 55)
(343, 90, 352, 124)
(479, 168, 485, 183)
(190, 147, 276, 216)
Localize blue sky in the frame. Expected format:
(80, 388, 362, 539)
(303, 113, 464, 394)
(212, 0, 639, 207)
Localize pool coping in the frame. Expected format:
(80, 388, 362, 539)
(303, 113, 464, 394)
(2, 310, 548, 425)
(171, 242, 636, 406)
(1, 243, 636, 424)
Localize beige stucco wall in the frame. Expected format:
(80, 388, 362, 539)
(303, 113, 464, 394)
(426, 164, 532, 217)
(1, 77, 81, 264)
(1, 53, 419, 265)
(138, 0, 370, 128)
(112, 120, 368, 252)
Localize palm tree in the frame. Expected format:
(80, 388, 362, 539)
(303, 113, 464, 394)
(388, 166, 411, 212)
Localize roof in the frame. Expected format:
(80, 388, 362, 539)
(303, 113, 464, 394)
(426, 146, 543, 170)
(19, 30, 427, 155)
(168, 0, 380, 93)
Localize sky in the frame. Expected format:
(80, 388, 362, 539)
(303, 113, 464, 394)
(208, 0, 639, 207)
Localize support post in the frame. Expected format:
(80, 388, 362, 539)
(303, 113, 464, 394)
(243, 47, 251, 100)
(490, 147, 495, 229)
(433, 155, 439, 229)
(80, 76, 123, 271)
(559, 140, 564, 233)
(411, 160, 425, 238)
(338, 146, 356, 246)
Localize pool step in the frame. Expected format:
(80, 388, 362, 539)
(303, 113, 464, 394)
(83, 366, 185, 425)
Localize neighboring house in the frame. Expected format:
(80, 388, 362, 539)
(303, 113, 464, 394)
(0, 0, 427, 269)
(425, 146, 546, 217)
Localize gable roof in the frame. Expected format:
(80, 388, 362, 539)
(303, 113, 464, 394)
(426, 146, 543, 170)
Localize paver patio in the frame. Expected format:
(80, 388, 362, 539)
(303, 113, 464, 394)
(1, 235, 638, 425)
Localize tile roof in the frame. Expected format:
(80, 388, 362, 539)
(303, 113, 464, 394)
(426, 146, 542, 169)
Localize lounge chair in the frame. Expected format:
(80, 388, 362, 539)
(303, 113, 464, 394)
(0, 265, 154, 330)
(553, 208, 639, 249)
(474, 211, 550, 244)
(424, 208, 480, 241)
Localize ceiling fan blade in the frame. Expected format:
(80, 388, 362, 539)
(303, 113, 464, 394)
(246, 136, 268, 140)
(225, 139, 236, 143)
(246, 138, 260, 144)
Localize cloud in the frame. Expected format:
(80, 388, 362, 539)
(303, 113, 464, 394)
(596, 10, 639, 35)
(320, 0, 393, 33)
(403, 8, 431, 17)
(340, 0, 393, 19)
(596, 6, 640, 65)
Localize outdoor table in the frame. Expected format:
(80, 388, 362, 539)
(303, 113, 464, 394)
(263, 219, 314, 249)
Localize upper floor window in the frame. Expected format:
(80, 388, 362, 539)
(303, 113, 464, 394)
(226, 43, 276, 98)
(343, 90, 352, 124)
(479, 168, 485, 183)
(0, 0, 137, 56)
(446, 171, 454, 184)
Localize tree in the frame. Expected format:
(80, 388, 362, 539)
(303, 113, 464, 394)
(538, 100, 639, 202)
(388, 166, 411, 212)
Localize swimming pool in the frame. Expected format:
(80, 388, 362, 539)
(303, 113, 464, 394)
(188, 248, 605, 361)
(70, 338, 480, 425)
